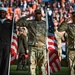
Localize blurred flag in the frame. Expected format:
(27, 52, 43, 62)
(10, 24, 18, 64)
(46, 12, 61, 74)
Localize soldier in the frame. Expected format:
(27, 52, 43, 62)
(28, 5, 47, 75)
(57, 11, 75, 75)
(16, 4, 46, 75)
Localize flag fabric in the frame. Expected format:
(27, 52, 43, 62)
(10, 24, 18, 65)
(46, 13, 61, 74)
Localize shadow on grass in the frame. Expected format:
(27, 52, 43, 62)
(10, 65, 31, 75)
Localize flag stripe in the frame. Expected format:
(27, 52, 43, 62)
(10, 25, 18, 65)
(47, 51, 61, 73)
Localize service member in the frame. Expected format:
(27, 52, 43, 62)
(28, 5, 47, 75)
(58, 11, 75, 75)
(0, 7, 12, 75)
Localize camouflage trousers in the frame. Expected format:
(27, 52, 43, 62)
(58, 48, 62, 61)
(30, 47, 47, 75)
(68, 51, 75, 75)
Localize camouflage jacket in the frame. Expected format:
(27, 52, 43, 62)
(28, 20, 46, 48)
(58, 22, 75, 50)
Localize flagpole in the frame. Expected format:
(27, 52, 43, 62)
(8, 10, 15, 75)
(46, 11, 50, 75)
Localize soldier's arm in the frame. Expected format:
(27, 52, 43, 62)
(58, 21, 67, 32)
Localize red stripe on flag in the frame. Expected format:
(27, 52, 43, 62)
(48, 36, 57, 40)
(50, 51, 61, 72)
(46, 51, 61, 74)
(46, 34, 61, 74)
(10, 32, 18, 65)
(13, 35, 18, 41)
(11, 42, 18, 50)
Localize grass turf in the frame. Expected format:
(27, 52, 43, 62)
(10, 65, 30, 75)
(51, 67, 69, 75)
(10, 65, 69, 75)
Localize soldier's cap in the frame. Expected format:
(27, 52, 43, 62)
(72, 11, 75, 17)
(0, 7, 7, 12)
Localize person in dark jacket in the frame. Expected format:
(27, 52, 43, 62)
(16, 27, 29, 70)
(0, 7, 12, 75)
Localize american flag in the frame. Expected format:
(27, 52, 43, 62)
(10, 24, 18, 64)
(46, 13, 61, 74)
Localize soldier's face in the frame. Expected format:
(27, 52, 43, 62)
(53, 20, 58, 26)
(53, 20, 58, 30)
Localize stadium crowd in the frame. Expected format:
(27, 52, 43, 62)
(0, 0, 75, 24)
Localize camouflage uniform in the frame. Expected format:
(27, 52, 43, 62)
(28, 20, 47, 75)
(58, 22, 75, 75)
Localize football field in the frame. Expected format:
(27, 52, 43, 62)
(10, 65, 69, 75)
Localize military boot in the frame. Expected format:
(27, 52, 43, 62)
(70, 68, 75, 75)
(30, 65, 36, 75)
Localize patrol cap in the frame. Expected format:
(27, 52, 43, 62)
(72, 11, 75, 17)
(0, 7, 7, 12)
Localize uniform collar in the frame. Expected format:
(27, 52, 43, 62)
(0, 18, 7, 23)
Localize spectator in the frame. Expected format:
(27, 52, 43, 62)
(16, 27, 29, 71)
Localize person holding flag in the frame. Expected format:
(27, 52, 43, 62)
(0, 6, 13, 75)
(57, 11, 75, 75)
(46, 11, 61, 75)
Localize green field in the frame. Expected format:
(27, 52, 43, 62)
(10, 65, 69, 75)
